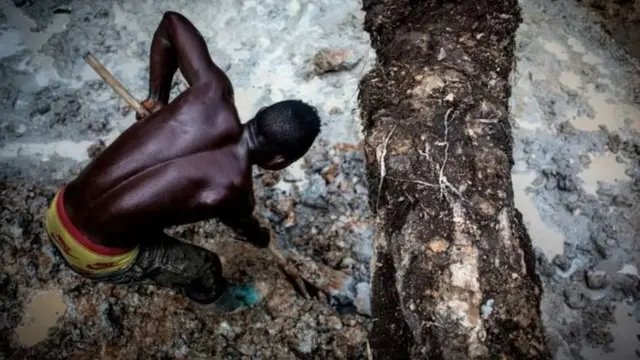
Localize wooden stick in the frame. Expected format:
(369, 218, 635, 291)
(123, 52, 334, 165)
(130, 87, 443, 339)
(83, 52, 149, 117)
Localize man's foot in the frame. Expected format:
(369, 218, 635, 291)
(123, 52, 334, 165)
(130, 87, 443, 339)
(185, 282, 262, 313)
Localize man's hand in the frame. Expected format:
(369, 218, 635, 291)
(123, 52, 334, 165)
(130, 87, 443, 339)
(252, 227, 271, 248)
(135, 98, 164, 121)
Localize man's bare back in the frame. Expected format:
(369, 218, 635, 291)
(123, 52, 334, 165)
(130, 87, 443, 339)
(45, 11, 321, 311)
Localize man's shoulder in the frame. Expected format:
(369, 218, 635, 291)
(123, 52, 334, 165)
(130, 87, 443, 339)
(190, 77, 234, 105)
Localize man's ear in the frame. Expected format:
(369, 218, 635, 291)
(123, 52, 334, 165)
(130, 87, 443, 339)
(262, 154, 290, 170)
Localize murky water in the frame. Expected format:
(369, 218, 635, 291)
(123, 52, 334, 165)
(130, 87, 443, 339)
(581, 301, 640, 360)
(512, 172, 565, 260)
(15, 290, 66, 347)
(578, 153, 630, 196)
(569, 84, 640, 132)
(0, 3, 70, 54)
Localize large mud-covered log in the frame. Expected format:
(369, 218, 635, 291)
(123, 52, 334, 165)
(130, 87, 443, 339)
(359, 0, 550, 358)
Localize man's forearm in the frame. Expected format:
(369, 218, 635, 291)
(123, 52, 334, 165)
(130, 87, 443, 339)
(223, 213, 271, 248)
(147, 15, 179, 104)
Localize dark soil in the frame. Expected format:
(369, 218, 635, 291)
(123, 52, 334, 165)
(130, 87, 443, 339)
(359, 0, 549, 358)
(577, 0, 640, 60)
(0, 142, 374, 360)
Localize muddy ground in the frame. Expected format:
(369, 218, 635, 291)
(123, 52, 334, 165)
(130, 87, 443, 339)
(576, 0, 640, 60)
(511, 0, 640, 359)
(0, 142, 373, 359)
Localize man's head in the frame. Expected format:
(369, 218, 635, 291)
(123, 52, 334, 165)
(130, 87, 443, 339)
(246, 100, 321, 170)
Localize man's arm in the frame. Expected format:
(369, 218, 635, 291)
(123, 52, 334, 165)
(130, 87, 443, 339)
(218, 192, 271, 249)
(146, 11, 233, 106)
(219, 211, 271, 248)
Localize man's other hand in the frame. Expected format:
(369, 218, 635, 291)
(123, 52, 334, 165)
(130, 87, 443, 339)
(136, 98, 164, 121)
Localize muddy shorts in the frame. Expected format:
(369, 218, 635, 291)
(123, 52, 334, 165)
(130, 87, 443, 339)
(45, 187, 228, 304)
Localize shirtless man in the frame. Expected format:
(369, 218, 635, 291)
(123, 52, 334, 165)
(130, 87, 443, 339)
(45, 11, 321, 312)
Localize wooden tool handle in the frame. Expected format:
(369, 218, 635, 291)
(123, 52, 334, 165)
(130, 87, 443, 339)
(83, 52, 149, 117)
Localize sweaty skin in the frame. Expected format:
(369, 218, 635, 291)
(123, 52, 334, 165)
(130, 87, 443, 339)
(64, 12, 268, 249)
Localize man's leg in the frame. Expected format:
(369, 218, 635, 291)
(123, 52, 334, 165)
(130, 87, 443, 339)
(131, 233, 261, 311)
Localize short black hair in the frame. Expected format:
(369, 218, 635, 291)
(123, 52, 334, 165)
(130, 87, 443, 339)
(254, 100, 321, 159)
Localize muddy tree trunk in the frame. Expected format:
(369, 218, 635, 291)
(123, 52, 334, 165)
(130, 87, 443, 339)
(359, 0, 550, 359)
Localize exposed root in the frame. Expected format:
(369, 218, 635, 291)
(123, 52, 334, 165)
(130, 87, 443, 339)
(412, 108, 465, 201)
(376, 125, 397, 209)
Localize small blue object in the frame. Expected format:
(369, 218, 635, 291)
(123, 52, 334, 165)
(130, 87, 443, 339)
(229, 282, 261, 307)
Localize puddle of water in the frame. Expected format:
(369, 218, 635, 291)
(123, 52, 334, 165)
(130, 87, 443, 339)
(15, 290, 66, 347)
(0, 139, 94, 162)
(567, 37, 586, 54)
(583, 53, 603, 65)
(569, 84, 640, 132)
(234, 87, 265, 123)
(512, 172, 565, 259)
(578, 153, 630, 196)
(581, 301, 640, 360)
(558, 71, 582, 90)
(112, 3, 147, 42)
(0, 3, 70, 53)
(0, 28, 24, 58)
(541, 40, 570, 61)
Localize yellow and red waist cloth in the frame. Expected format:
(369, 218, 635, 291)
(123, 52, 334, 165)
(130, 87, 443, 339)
(45, 187, 139, 275)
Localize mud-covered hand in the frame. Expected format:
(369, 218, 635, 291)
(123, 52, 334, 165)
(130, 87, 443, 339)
(268, 233, 312, 300)
(135, 98, 164, 121)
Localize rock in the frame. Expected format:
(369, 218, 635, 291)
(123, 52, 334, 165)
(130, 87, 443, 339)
(437, 48, 447, 61)
(578, 154, 591, 166)
(301, 174, 328, 208)
(87, 140, 106, 159)
(532, 175, 545, 186)
(295, 329, 318, 354)
(266, 289, 297, 318)
(13, 0, 27, 7)
(586, 269, 608, 289)
(100, 302, 124, 340)
(260, 171, 280, 187)
(553, 255, 572, 272)
(325, 316, 343, 331)
(536, 250, 555, 277)
(265, 209, 285, 224)
(355, 183, 368, 195)
(556, 174, 577, 192)
(563, 285, 586, 309)
(594, 238, 613, 259)
(53, 6, 73, 14)
(0, 272, 10, 294)
(608, 133, 621, 153)
(545, 178, 557, 190)
(565, 193, 579, 203)
(354, 282, 371, 316)
(15, 124, 27, 136)
(612, 194, 634, 207)
(311, 48, 362, 75)
(570, 270, 584, 282)
(36, 103, 52, 115)
(564, 242, 577, 259)
(339, 257, 356, 270)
